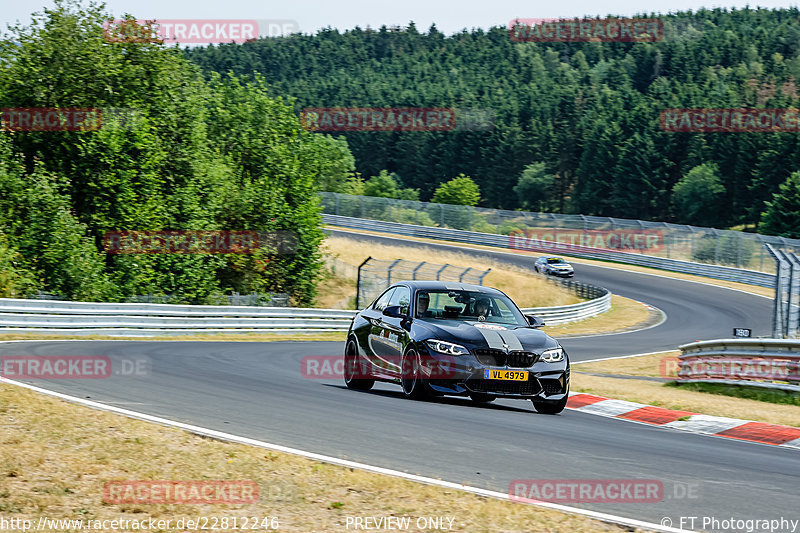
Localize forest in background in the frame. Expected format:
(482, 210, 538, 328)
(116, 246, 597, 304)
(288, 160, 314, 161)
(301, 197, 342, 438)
(0, 1, 352, 302)
(185, 8, 800, 232)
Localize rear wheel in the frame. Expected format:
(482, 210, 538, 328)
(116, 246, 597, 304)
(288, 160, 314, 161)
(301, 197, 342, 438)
(401, 348, 429, 400)
(469, 393, 496, 403)
(344, 339, 374, 391)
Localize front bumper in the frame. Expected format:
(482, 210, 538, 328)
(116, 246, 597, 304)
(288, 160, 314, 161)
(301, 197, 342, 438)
(420, 351, 570, 400)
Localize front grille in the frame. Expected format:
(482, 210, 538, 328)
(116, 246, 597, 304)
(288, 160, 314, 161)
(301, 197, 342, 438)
(468, 376, 542, 395)
(540, 377, 564, 395)
(474, 349, 538, 368)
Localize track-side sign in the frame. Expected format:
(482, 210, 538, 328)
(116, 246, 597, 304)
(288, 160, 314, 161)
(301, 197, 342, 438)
(733, 328, 752, 337)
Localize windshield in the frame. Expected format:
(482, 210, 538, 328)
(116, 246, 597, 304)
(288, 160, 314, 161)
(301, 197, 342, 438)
(415, 290, 528, 326)
(547, 258, 567, 264)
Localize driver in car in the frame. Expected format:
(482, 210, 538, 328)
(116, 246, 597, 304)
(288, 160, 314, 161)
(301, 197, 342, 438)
(474, 297, 491, 319)
(416, 292, 433, 318)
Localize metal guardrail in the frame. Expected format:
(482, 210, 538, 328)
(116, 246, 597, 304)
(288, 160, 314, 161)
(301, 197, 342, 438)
(0, 278, 611, 334)
(677, 338, 800, 392)
(321, 191, 800, 273)
(323, 214, 776, 288)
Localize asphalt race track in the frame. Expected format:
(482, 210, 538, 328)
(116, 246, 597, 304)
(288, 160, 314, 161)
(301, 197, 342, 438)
(2, 231, 797, 531)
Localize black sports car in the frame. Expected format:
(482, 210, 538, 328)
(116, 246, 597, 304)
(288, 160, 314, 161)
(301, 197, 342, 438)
(343, 281, 570, 414)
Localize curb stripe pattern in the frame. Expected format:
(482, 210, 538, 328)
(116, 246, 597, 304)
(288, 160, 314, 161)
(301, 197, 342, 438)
(567, 393, 800, 449)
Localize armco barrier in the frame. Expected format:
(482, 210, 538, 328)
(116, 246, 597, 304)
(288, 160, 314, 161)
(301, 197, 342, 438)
(677, 338, 800, 392)
(323, 214, 776, 288)
(0, 282, 610, 335)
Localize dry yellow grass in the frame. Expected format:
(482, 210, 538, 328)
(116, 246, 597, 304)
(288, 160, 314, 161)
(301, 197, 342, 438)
(323, 233, 580, 308)
(575, 351, 680, 378)
(542, 295, 658, 337)
(326, 226, 773, 298)
(314, 274, 356, 309)
(572, 352, 800, 427)
(0, 383, 638, 533)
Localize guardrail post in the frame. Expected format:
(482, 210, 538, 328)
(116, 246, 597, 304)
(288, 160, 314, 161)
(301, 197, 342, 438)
(355, 256, 372, 310)
(412, 261, 426, 280)
(436, 264, 448, 280)
(765, 244, 788, 338)
(386, 259, 402, 286)
(787, 253, 800, 338)
(737, 231, 743, 268)
(478, 268, 491, 285)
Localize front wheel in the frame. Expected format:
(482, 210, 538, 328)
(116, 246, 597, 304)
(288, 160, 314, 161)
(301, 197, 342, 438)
(344, 339, 374, 391)
(401, 348, 429, 400)
(532, 393, 568, 414)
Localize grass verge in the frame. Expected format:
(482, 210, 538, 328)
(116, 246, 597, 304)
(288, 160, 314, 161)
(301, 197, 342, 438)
(665, 381, 800, 407)
(573, 352, 800, 427)
(542, 295, 659, 338)
(0, 383, 635, 533)
(322, 233, 580, 308)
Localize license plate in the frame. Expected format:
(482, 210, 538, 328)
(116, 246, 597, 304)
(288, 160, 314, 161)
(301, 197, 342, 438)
(484, 369, 528, 381)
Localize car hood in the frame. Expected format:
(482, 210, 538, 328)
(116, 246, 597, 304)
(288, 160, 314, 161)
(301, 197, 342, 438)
(415, 319, 557, 352)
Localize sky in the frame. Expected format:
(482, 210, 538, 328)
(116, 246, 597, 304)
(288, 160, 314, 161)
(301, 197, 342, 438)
(4, 0, 800, 37)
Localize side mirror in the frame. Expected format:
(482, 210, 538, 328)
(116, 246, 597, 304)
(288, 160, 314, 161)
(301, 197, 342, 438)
(526, 314, 545, 328)
(382, 305, 404, 318)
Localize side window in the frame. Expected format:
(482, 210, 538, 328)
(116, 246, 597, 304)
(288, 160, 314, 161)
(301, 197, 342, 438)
(372, 288, 396, 311)
(389, 286, 411, 316)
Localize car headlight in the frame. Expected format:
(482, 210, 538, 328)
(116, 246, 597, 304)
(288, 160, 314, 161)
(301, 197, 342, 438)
(541, 347, 565, 363)
(426, 340, 470, 356)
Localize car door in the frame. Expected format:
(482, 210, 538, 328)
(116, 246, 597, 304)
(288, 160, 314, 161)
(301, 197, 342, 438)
(377, 285, 411, 377)
(363, 287, 396, 372)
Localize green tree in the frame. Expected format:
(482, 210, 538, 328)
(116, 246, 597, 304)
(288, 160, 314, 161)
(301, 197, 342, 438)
(760, 171, 800, 238)
(363, 170, 419, 200)
(513, 162, 557, 212)
(432, 174, 481, 206)
(672, 163, 726, 227)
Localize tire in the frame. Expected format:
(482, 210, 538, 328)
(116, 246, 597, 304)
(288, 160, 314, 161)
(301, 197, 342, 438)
(531, 393, 568, 415)
(469, 393, 496, 403)
(401, 348, 429, 400)
(344, 338, 374, 391)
